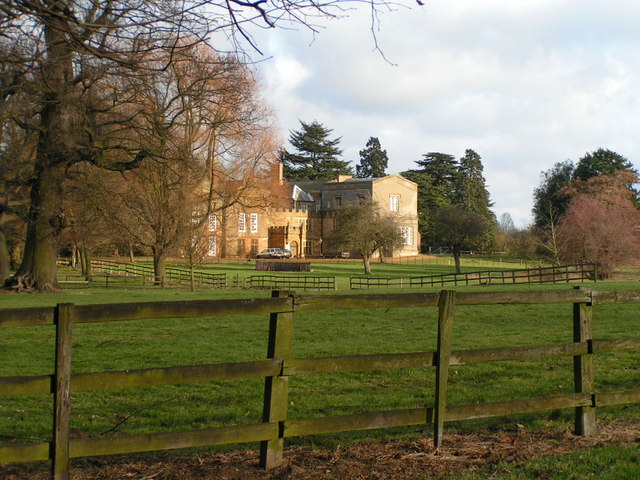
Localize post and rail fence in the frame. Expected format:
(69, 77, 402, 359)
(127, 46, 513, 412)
(60, 259, 595, 292)
(1, 287, 639, 478)
(58, 259, 336, 291)
(350, 263, 596, 289)
(249, 275, 336, 291)
(90, 259, 228, 288)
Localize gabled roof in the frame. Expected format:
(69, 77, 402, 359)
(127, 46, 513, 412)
(371, 173, 418, 188)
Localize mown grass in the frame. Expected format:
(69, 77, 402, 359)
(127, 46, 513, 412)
(447, 444, 640, 480)
(0, 265, 638, 459)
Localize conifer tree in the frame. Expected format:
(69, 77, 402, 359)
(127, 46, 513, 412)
(281, 121, 352, 181)
(402, 150, 494, 252)
(355, 137, 388, 178)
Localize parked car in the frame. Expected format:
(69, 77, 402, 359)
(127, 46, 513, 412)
(281, 249, 292, 259)
(256, 248, 285, 259)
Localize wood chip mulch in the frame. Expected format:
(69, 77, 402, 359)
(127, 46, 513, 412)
(2, 422, 639, 480)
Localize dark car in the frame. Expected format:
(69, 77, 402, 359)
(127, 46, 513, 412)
(256, 248, 285, 259)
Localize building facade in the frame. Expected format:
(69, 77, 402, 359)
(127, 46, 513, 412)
(204, 174, 420, 259)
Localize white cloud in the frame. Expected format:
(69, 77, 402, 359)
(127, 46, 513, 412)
(246, 0, 640, 226)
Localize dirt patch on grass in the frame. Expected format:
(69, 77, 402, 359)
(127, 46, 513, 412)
(2, 422, 639, 480)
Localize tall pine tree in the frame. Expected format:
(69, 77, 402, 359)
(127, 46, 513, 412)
(355, 137, 388, 178)
(280, 120, 352, 181)
(455, 149, 494, 216)
(454, 149, 495, 246)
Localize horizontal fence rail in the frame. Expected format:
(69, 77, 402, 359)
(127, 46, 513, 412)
(1, 287, 639, 479)
(350, 263, 596, 289)
(249, 275, 336, 291)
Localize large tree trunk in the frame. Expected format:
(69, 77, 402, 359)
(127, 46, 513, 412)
(6, 18, 74, 292)
(9, 163, 67, 291)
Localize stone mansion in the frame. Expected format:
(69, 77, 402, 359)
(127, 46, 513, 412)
(205, 173, 420, 259)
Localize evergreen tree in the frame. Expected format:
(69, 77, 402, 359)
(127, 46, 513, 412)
(455, 149, 495, 246)
(574, 148, 636, 181)
(402, 150, 494, 252)
(455, 149, 493, 215)
(355, 137, 388, 178)
(401, 170, 449, 247)
(532, 160, 575, 230)
(280, 120, 352, 181)
(414, 152, 458, 190)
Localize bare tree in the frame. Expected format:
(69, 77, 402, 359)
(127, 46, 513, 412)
(1, 0, 408, 291)
(430, 206, 489, 274)
(328, 202, 405, 275)
(102, 46, 283, 281)
(535, 201, 564, 265)
(556, 172, 640, 277)
(0, 91, 34, 283)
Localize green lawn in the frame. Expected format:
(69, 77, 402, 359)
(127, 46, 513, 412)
(448, 444, 640, 480)
(0, 264, 638, 474)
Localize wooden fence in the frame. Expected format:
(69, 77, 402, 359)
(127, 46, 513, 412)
(86, 260, 336, 291)
(248, 275, 336, 290)
(350, 263, 596, 289)
(90, 259, 228, 288)
(1, 287, 639, 479)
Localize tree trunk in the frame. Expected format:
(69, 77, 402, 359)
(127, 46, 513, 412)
(190, 264, 195, 292)
(9, 163, 66, 291)
(83, 246, 92, 281)
(79, 242, 86, 275)
(220, 209, 228, 258)
(363, 255, 373, 275)
(452, 248, 462, 274)
(6, 18, 74, 292)
(0, 229, 10, 284)
(129, 243, 135, 263)
(71, 244, 79, 268)
(152, 247, 166, 286)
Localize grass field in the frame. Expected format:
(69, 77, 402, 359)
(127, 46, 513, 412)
(0, 260, 638, 476)
(449, 444, 640, 480)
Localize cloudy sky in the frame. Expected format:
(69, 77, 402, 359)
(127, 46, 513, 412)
(245, 0, 640, 227)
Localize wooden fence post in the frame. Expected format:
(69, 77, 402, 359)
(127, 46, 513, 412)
(52, 303, 74, 480)
(434, 290, 455, 448)
(259, 291, 295, 470)
(573, 286, 596, 436)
